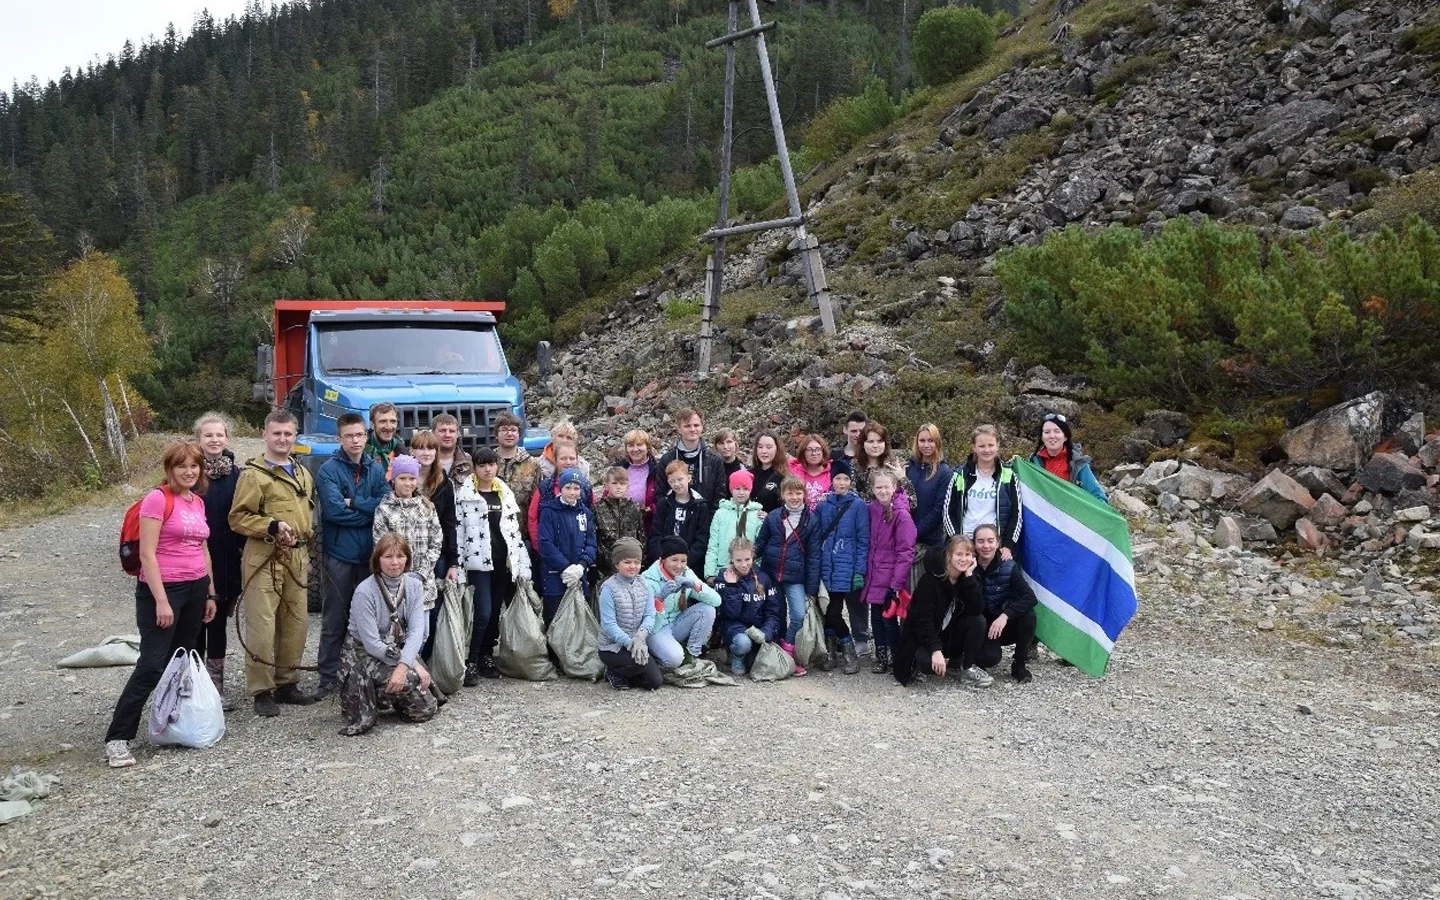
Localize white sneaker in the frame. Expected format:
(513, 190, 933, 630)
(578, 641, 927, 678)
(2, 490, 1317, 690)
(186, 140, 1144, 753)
(960, 666, 994, 688)
(105, 740, 135, 768)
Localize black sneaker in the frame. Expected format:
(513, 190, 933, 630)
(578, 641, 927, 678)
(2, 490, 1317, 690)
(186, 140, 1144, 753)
(1012, 663, 1033, 684)
(274, 684, 318, 705)
(606, 670, 632, 691)
(313, 680, 340, 700)
(463, 663, 481, 688)
(478, 656, 500, 679)
(254, 690, 279, 717)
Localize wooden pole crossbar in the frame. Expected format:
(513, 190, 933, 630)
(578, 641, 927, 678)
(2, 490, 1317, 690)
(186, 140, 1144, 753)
(696, 0, 836, 375)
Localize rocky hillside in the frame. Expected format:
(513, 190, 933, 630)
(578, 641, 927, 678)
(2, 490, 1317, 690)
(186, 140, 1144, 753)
(525, 0, 1440, 651)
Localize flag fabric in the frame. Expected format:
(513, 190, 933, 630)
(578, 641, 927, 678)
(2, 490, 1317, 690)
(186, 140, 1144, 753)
(1012, 457, 1137, 677)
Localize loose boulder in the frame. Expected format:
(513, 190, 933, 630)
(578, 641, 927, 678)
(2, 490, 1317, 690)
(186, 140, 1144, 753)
(1239, 470, 1315, 530)
(1308, 493, 1347, 527)
(1357, 453, 1426, 495)
(1294, 517, 1330, 552)
(1293, 465, 1348, 500)
(1279, 391, 1385, 471)
(1141, 410, 1193, 447)
(1213, 516, 1244, 550)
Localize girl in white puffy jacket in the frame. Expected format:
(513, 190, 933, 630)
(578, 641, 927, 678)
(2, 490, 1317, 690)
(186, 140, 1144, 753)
(454, 446, 532, 683)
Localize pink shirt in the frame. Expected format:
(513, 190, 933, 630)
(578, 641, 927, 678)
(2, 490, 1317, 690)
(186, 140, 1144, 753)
(139, 488, 210, 582)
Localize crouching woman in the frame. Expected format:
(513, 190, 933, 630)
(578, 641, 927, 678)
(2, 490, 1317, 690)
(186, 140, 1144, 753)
(893, 536, 993, 688)
(339, 533, 438, 736)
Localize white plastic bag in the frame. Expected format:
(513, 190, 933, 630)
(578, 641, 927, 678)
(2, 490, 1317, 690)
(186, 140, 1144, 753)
(149, 650, 226, 748)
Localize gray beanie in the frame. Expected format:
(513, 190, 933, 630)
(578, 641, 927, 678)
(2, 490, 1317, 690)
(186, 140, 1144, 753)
(611, 537, 643, 566)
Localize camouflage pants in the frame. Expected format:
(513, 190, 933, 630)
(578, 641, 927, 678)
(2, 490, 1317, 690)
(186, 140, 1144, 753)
(338, 644, 438, 736)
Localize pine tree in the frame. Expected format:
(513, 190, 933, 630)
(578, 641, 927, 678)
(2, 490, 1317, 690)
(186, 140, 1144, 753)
(0, 171, 53, 344)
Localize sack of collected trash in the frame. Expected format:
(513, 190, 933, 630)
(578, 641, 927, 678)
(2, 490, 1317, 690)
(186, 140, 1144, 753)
(57, 635, 142, 668)
(793, 597, 826, 669)
(496, 579, 556, 681)
(547, 583, 604, 681)
(430, 579, 474, 695)
(148, 650, 225, 749)
(749, 641, 795, 682)
(662, 657, 737, 688)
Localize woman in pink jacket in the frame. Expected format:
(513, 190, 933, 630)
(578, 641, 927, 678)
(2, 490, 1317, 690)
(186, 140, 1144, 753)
(862, 469, 916, 675)
(788, 433, 835, 511)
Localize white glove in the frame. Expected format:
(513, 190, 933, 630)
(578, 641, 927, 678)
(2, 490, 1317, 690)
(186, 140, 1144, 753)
(630, 630, 650, 665)
(745, 626, 766, 646)
(561, 565, 584, 587)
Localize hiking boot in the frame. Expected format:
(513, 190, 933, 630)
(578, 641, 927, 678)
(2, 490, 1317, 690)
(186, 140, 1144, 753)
(839, 639, 860, 675)
(313, 680, 340, 701)
(105, 739, 135, 769)
(960, 666, 994, 688)
(205, 658, 236, 712)
(1011, 662, 1033, 684)
(816, 637, 837, 673)
(606, 669, 632, 691)
(274, 684, 317, 705)
(478, 656, 500, 679)
(871, 645, 892, 675)
(254, 690, 280, 717)
(463, 663, 481, 688)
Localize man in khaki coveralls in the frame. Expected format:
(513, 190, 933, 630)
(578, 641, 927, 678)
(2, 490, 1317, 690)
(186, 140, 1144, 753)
(229, 409, 320, 717)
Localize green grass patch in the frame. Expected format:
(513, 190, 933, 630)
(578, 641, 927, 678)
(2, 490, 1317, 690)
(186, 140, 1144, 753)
(1094, 51, 1171, 103)
(895, 127, 1066, 230)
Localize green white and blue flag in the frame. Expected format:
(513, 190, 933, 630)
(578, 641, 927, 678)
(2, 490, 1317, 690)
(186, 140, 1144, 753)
(1013, 457, 1137, 677)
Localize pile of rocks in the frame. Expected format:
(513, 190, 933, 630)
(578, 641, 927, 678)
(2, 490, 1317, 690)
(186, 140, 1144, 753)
(894, 0, 1440, 264)
(1113, 391, 1439, 557)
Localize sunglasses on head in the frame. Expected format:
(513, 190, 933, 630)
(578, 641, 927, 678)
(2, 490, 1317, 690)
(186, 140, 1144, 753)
(1043, 413, 1067, 424)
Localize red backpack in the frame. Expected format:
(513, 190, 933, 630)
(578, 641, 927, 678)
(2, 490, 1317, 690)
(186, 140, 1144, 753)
(119, 485, 175, 575)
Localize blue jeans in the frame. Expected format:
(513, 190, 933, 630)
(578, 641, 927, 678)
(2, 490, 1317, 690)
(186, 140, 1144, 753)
(467, 568, 509, 663)
(870, 603, 899, 649)
(781, 582, 807, 644)
(648, 604, 717, 669)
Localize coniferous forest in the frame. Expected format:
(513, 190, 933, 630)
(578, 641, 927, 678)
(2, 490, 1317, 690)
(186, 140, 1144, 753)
(3, 0, 1018, 424)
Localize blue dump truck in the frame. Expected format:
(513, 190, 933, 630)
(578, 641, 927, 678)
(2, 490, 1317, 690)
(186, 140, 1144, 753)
(255, 299, 550, 465)
(253, 299, 551, 608)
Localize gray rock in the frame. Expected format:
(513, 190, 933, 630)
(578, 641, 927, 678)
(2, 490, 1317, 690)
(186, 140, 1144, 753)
(1019, 364, 1093, 400)
(1308, 493, 1348, 527)
(1279, 391, 1385, 471)
(1135, 459, 1181, 491)
(1011, 395, 1082, 433)
(1213, 516, 1244, 550)
(1234, 516, 1279, 542)
(1391, 412, 1425, 456)
(1283, 0, 1333, 36)
(1419, 438, 1440, 470)
(1247, 100, 1343, 154)
(1141, 410, 1193, 447)
(1374, 113, 1432, 151)
(1239, 469, 1316, 530)
(1119, 434, 1159, 463)
(1293, 465, 1349, 500)
(988, 103, 1053, 140)
(1396, 505, 1430, 523)
(1045, 172, 1106, 222)
(1158, 492, 1184, 514)
(1156, 465, 1216, 502)
(1357, 453, 1426, 495)
(1063, 70, 1093, 97)
(1280, 205, 1326, 229)
(1112, 490, 1153, 517)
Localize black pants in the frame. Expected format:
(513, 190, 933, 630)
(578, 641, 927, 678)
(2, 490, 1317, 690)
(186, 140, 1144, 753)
(467, 567, 510, 663)
(977, 609, 1038, 670)
(868, 604, 900, 649)
(318, 556, 371, 685)
(824, 590, 852, 641)
(105, 576, 210, 742)
(542, 593, 563, 628)
(895, 612, 985, 685)
(193, 593, 236, 661)
(598, 648, 663, 690)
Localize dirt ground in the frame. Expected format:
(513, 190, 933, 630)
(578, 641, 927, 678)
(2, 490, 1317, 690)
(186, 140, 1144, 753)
(1, 476, 1437, 900)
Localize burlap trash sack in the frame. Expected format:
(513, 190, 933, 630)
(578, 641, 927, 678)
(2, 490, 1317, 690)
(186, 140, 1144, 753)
(663, 656, 737, 688)
(57, 635, 142, 668)
(496, 579, 557, 681)
(547, 582, 605, 681)
(430, 579, 474, 695)
(749, 641, 795, 682)
(793, 597, 826, 669)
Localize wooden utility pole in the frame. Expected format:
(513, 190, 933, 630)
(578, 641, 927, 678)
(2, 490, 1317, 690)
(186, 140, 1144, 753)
(696, 0, 835, 375)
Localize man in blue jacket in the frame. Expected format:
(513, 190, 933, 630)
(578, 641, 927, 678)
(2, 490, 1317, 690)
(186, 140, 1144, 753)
(315, 413, 389, 698)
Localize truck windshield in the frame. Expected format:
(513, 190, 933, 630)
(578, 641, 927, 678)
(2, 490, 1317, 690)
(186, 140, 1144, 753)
(316, 325, 505, 376)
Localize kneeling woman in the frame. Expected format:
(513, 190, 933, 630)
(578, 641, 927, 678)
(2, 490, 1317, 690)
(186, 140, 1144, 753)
(339, 533, 438, 736)
(893, 536, 992, 688)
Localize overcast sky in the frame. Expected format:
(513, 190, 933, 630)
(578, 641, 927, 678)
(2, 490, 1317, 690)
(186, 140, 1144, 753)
(2, 0, 261, 93)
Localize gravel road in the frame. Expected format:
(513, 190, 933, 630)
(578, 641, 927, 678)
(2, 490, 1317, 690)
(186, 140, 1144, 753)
(1, 473, 1437, 899)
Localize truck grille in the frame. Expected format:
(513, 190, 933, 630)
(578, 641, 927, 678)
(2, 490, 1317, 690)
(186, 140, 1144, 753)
(397, 404, 513, 454)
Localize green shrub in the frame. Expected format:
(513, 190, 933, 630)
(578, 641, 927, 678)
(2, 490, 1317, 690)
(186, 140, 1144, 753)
(1358, 169, 1440, 229)
(802, 79, 899, 162)
(998, 216, 1440, 406)
(913, 6, 998, 87)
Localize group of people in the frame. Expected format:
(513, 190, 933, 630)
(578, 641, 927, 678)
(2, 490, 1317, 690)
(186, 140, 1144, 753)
(104, 400, 1108, 763)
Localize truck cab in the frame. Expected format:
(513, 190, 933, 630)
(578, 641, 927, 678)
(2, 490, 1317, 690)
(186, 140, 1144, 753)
(258, 300, 549, 466)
